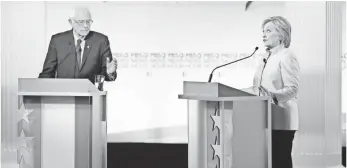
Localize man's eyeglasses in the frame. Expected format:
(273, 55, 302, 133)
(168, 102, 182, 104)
(73, 19, 93, 25)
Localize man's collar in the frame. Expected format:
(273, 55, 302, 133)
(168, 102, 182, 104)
(72, 30, 86, 41)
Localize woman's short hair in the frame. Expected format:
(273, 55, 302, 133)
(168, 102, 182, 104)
(262, 16, 292, 48)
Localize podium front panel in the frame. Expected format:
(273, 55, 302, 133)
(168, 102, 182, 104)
(75, 97, 92, 168)
(187, 100, 208, 168)
(230, 100, 268, 168)
(41, 96, 76, 168)
(17, 95, 106, 168)
(186, 99, 270, 168)
(17, 96, 42, 168)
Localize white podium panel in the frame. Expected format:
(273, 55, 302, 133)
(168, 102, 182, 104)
(17, 78, 107, 168)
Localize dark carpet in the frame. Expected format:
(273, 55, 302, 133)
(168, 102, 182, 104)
(107, 143, 346, 168)
(107, 143, 188, 168)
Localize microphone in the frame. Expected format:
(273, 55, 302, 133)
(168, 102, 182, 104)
(263, 58, 267, 64)
(208, 47, 259, 82)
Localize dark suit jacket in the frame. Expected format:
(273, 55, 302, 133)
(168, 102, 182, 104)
(39, 30, 117, 82)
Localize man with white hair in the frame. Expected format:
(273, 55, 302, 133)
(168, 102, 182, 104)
(39, 7, 117, 82)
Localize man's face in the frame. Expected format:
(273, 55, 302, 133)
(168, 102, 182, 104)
(70, 10, 92, 37)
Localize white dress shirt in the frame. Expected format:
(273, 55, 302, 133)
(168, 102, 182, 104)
(252, 45, 300, 130)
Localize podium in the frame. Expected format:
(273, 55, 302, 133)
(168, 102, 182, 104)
(179, 81, 288, 168)
(17, 78, 107, 168)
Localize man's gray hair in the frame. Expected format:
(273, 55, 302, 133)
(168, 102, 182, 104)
(69, 7, 92, 19)
(262, 16, 292, 48)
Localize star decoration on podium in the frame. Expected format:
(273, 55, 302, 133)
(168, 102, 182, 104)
(18, 131, 34, 151)
(17, 128, 34, 168)
(213, 129, 220, 145)
(18, 119, 32, 137)
(211, 144, 221, 168)
(17, 146, 33, 166)
(211, 116, 221, 131)
(214, 162, 220, 168)
(213, 103, 220, 116)
(211, 144, 221, 160)
(18, 155, 32, 168)
(17, 103, 33, 123)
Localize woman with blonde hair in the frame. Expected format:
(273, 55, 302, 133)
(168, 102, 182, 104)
(253, 16, 300, 168)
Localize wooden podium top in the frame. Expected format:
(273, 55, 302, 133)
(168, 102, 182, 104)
(18, 78, 106, 96)
(178, 94, 269, 101)
(180, 81, 257, 98)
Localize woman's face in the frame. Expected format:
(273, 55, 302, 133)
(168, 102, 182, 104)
(262, 22, 282, 49)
